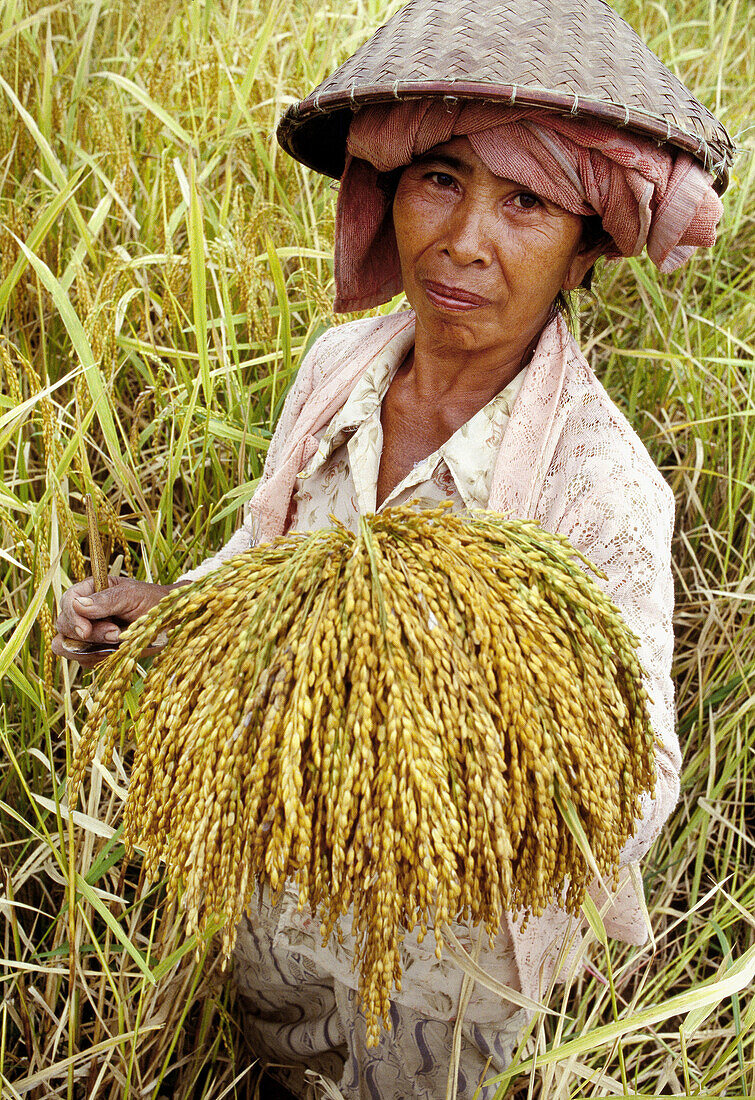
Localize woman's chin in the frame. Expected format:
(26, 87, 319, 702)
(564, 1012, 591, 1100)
(414, 302, 513, 358)
(418, 314, 487, 351)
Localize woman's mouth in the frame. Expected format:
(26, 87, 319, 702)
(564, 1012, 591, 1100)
(422, 280, 491, 311)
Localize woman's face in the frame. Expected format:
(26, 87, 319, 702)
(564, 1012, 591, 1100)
(392, 137, 596, 361)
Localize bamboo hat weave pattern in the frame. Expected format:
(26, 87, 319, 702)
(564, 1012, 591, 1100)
(277, 0, 734, 192)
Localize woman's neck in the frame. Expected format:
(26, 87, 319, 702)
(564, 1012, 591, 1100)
(406, 319, 543, 413)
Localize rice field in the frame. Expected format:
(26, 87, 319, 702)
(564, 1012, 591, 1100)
(0, 0, 753, 1096)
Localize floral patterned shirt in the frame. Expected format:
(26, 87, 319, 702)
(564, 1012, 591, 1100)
(289, 330, 528, 533)
(207, 309, 676, 1097)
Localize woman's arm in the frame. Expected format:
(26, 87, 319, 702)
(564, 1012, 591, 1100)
(53, 328, 338, 666)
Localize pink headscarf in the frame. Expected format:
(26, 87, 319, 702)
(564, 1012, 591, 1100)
(334, 100, 724, 312)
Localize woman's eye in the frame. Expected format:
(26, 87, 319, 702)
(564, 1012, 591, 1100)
(512, 192, 541, 210)
(429, 171, 456, 188)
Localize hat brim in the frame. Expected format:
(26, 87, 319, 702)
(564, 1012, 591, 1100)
(276, 0, 734, 193)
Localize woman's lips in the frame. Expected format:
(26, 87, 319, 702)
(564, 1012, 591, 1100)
(422, 279, 491, 311)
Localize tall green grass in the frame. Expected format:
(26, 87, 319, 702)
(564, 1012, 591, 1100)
(0, 0, 752, 1096)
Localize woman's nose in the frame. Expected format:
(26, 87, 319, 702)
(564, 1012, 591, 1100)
(442, 197, 494, 266)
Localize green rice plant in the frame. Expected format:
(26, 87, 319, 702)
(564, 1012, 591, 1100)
(0, 0, 753, 1096)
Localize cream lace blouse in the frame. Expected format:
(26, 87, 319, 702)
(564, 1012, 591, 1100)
(289, 323, 527, 533)
(184, 311, 679, 1006)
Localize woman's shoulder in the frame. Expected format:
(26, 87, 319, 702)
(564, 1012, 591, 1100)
(558, 334, 674, 506)
(301, 311, 415, 387)
(264, 311, 415, 470)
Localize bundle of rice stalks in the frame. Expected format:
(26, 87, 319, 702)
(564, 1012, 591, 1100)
(70, 504, 655, 1044)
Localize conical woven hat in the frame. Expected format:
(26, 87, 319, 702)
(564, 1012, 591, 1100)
(277, 0, 733, 191)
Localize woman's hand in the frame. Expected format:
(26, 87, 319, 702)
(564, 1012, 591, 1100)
(52, 576, 184, 668)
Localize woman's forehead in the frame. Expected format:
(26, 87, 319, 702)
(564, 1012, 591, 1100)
(418, 135, 477, 167)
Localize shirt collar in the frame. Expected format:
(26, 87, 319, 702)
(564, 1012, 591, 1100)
(298, 319, 528, 506)
(438, 368, 527, 509)
(299, 321, 415, 480)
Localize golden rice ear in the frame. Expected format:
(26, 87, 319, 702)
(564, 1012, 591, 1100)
(72, 505, 655, 1048)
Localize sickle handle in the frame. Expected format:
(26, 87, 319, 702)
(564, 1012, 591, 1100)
(61, 493, 117, 656)
(85, 493, 108, 593)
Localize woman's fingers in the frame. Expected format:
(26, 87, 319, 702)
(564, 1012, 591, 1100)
(53, 577, 189, 665)
(55, 577, 173, 646)
(54, 577, 102, 640)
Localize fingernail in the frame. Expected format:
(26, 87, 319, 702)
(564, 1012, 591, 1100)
(75, 626, 86, 639)
(76, 597, 93, 608)
(104, 628, 120, 642)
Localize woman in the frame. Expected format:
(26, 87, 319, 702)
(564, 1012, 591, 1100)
(54, 0, 732, 1095)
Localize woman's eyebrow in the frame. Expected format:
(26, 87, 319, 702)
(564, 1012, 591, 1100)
(412, 152, 470, 174)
